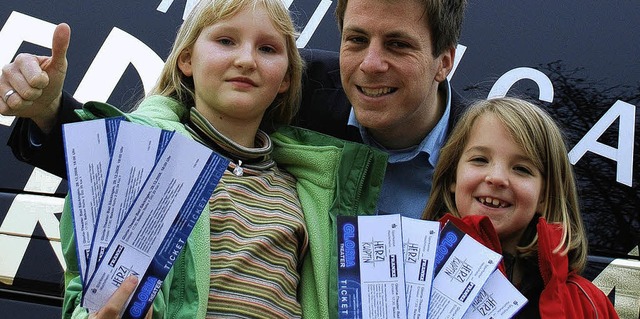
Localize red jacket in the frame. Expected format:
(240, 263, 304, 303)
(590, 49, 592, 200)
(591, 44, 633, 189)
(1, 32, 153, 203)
(439, 214, 619, 319)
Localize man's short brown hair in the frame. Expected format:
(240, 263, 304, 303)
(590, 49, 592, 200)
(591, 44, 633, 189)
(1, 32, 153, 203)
(335, 0, 467, 57)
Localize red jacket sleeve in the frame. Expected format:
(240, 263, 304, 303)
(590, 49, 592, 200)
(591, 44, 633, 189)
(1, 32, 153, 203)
(537, 218, 620, 319)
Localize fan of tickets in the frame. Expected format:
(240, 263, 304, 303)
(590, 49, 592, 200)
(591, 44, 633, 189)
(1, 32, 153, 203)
(337, 214, 527, 319)
(63, 118, 228, 318)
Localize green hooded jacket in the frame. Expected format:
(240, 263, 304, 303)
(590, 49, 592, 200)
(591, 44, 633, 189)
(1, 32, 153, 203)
(60, 96, 387, 319)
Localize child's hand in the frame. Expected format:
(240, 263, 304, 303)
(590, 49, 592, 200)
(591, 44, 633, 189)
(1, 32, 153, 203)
(89, 276, 153, 319)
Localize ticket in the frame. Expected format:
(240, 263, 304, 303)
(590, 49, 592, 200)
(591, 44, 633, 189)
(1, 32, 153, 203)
(86, 121, 171, 281)
(427, 222, 502, 319)
(337, 214, 407, 319)
(402, 217, 440, 319)
(462, 269, 527, 319)
(63, 117, 121, 285)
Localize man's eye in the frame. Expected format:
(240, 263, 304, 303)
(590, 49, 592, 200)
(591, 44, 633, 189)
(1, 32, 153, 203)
(388, 41, 410, 49)
(346, 36, 367, 45)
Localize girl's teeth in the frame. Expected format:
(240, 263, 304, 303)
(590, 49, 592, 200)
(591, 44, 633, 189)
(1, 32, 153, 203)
(480, 197, 505, 208)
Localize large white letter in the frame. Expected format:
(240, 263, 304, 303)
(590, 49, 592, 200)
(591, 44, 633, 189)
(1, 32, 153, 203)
(488, 67, 554, 102)
(447, 44, 466, 81)
(0, 194, 65, 285)
(0, 167, 64, 284)
(73, 28, 165, 103)
(296, 1, 332, 48)
(157, 0, 199, 20)
(568, 101, 636, 186)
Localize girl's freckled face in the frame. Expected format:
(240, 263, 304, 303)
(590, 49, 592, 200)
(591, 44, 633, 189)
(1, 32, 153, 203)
(178, 3, 290, 128)
(450, 113, 544, 250)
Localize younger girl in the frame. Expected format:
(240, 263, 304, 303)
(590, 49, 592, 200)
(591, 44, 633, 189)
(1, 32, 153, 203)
(59, 0, 387, 318)
(423, 97, 618, 318)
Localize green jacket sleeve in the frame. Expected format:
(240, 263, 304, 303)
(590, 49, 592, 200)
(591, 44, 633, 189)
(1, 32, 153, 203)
(271, 125, 387, 319)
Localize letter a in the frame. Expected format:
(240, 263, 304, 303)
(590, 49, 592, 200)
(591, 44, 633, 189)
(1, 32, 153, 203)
(568, 101, 636, 186)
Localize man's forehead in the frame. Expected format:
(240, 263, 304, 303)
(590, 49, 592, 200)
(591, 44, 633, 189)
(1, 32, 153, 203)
(343, 0, 428, 23)
(342, 1, 430, 38)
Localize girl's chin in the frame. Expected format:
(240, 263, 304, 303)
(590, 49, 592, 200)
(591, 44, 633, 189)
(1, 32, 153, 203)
(462, 207, 499, 218)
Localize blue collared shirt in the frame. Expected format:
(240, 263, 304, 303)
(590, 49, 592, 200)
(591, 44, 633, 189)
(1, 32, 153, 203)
(348, 81, 452, 219)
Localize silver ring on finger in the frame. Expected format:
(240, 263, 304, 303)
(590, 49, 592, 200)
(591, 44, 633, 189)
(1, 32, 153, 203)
(3, 89, 16, 103)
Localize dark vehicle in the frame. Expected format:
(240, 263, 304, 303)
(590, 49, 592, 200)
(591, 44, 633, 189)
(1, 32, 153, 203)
(1, 1, 638, 318)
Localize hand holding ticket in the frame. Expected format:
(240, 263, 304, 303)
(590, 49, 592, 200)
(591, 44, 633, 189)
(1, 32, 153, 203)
(90, 276, 151, 319)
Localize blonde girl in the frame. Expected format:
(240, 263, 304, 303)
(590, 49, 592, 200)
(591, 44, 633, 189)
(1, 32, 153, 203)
(423, 97, 618, 318)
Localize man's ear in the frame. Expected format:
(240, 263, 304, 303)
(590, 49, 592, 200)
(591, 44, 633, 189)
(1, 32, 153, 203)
(178, 48, 193, 76)
(278, 71, 291, 94)
(435, 46, 455, 82)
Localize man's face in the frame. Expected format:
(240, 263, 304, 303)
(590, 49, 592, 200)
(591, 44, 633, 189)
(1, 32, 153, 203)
(339, 0, 452, 148)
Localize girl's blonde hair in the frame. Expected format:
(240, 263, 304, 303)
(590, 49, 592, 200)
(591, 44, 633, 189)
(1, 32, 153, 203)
(149, 0, 303, 127)
(423, 97, 588, 272)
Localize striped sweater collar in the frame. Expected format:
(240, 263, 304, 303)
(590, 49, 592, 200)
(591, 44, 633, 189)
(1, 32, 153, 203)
(186, 107, 275, 171)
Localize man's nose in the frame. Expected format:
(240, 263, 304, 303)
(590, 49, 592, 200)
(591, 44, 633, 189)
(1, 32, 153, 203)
(359, 43, 388, 73)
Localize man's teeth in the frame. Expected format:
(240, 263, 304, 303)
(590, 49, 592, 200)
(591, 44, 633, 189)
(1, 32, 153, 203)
(360, 87, 393, 97)
(479, 197, 507, 208)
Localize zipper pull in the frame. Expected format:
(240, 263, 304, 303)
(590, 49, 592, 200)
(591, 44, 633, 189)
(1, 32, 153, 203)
(233, 160, 244, 176)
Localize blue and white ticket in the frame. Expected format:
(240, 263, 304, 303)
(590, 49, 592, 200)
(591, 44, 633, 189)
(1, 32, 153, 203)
(427, 222, 502, 319)
(85, 121, 171, 282)
(80, 130, 228, 317)
(337, 214, 407, 319)
(401, 217, 440, 319)
(63, 118, 121, 285)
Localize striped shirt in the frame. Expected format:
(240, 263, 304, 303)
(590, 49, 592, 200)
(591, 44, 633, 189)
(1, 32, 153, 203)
(186, 109, 308, 318)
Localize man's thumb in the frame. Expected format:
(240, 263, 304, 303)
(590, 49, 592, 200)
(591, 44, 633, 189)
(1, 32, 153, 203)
(49, 23, 70, 71)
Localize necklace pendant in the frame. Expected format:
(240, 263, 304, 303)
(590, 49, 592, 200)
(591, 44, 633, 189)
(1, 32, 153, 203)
(233, 160, 244, 176)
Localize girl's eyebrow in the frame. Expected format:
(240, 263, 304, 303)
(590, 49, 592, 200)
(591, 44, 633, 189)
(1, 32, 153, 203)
(209, 24, 285, 44)
(463, 145, 488, 153)
(464, 145, 535, 162)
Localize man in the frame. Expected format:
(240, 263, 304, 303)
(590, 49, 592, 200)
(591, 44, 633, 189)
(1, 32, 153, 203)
(1, 0, 467, 219)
